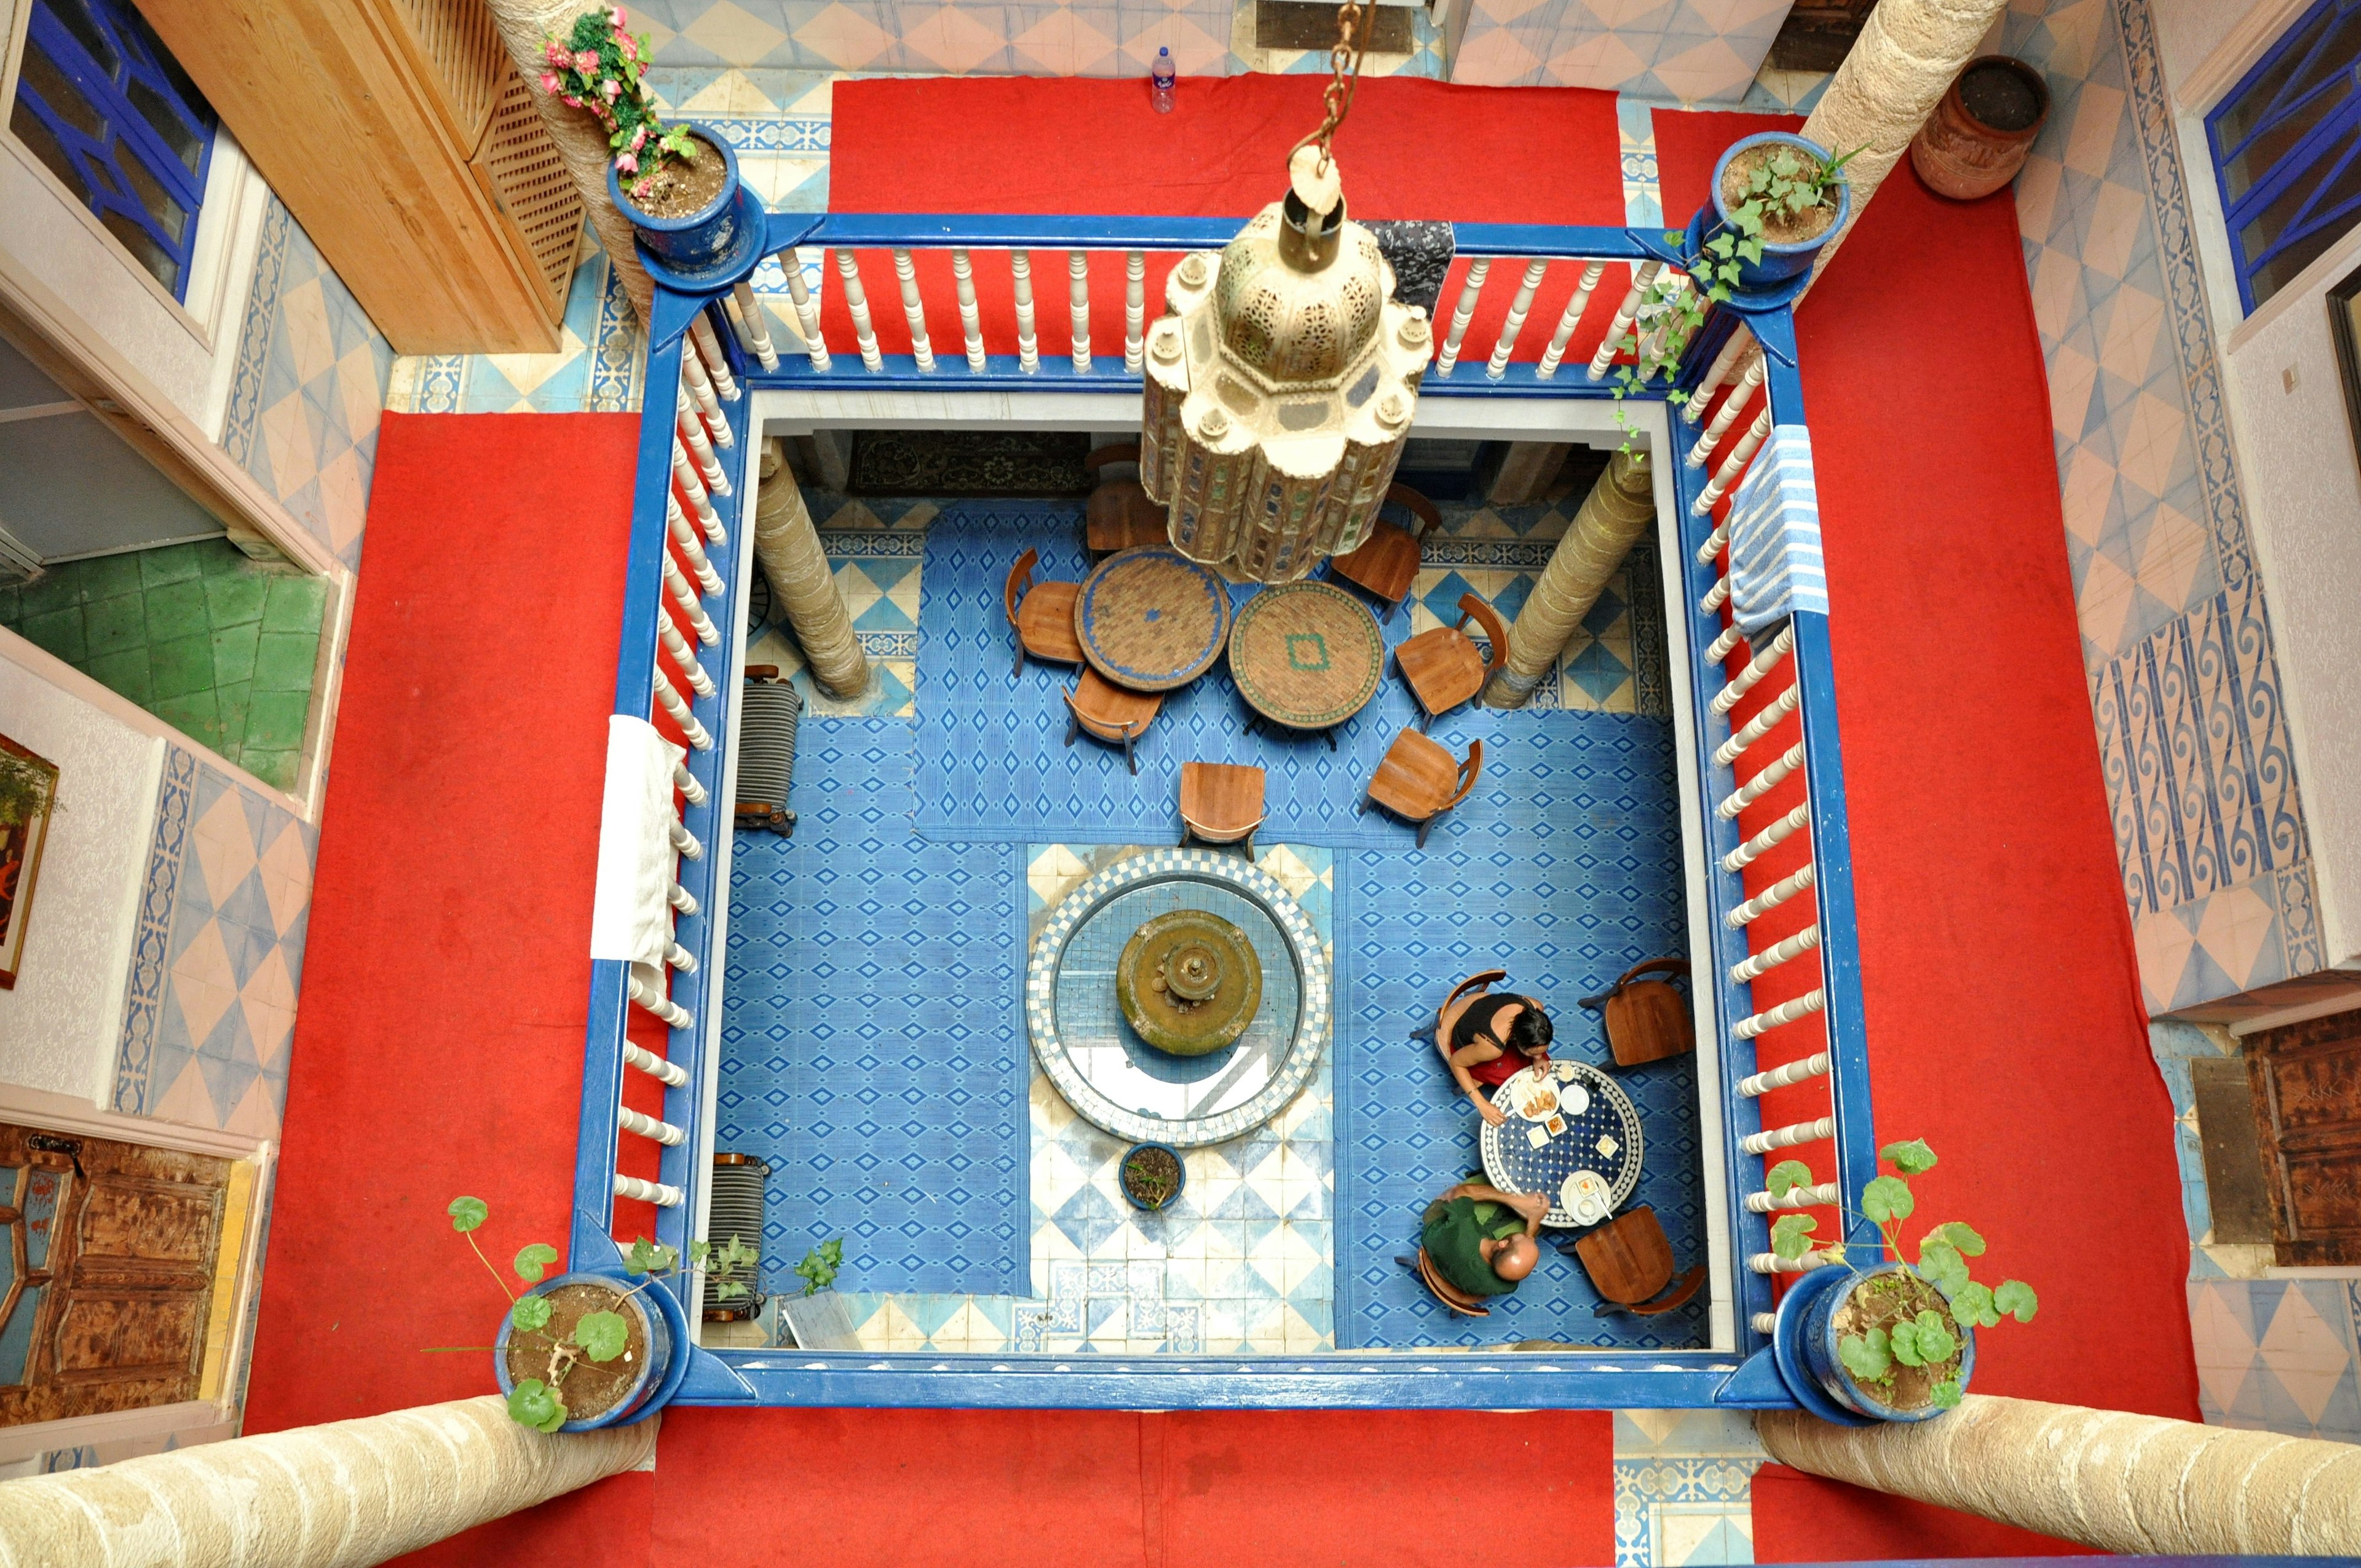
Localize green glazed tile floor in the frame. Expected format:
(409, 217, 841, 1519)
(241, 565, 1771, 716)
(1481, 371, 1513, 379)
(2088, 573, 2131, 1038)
(0, 540, 325, 791)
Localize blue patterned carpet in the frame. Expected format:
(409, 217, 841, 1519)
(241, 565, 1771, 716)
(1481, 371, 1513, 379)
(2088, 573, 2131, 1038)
(1331, 715, 1705, 1348)
(719, 718, 1030, 1297)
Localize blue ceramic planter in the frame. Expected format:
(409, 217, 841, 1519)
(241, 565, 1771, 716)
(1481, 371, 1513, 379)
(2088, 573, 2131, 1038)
(611, 124, 741, 274)
(1774, 1262, 1974, 1423)
(1688, 131, 1851, 294)
(1119, 1142, 1187, 1212)
(493, 1269, 686, 1431)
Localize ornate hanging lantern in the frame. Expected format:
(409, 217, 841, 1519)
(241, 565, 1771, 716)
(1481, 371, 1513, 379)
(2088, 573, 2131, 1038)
(1139, 5, 1429, 583)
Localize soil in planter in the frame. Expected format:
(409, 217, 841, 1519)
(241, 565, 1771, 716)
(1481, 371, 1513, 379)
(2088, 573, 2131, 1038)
(505, 1282, 650, 1423)
(1719, 145, 1841, 247)
(1829, 1270, 1964, 1412)
(1122, 1146, 1182, 1209)
(1961, 62, 2044, 133)
(623, 132, 729, 221)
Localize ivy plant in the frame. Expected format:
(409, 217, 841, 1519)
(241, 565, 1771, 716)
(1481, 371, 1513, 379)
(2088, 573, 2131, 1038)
(446, 1195, 760, 1430)
(793, 1237, 844, 1297)
(1763, 1139, 2036, 1409)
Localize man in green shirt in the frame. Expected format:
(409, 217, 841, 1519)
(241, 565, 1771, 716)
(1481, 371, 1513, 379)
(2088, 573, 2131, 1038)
(1420, 1180, 1548, 1298)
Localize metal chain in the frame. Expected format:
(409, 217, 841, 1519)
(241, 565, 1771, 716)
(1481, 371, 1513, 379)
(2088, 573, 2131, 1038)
(1292, 0, 1376, 175)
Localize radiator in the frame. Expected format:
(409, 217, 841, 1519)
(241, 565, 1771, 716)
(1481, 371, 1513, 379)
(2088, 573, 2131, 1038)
(735, 674, 802, 836)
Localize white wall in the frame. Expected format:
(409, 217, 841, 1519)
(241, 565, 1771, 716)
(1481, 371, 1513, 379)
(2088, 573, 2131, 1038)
(0, 641, 162, 1102)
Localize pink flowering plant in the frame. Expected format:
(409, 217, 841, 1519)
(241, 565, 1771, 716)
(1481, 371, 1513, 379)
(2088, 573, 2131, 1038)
(540, 7, 694, 202)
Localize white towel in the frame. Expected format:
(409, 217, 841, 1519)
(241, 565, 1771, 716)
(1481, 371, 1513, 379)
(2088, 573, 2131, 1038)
(589, 715, 688, 997)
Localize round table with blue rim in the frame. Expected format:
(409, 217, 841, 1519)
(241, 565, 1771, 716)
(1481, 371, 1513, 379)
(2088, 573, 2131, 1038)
(1074, 547, 1233, 692)
(1477, 1061, 1644, 1229)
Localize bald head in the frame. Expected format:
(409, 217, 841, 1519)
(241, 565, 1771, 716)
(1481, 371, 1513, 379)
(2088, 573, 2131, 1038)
(1489, 1233, 1539, 1283)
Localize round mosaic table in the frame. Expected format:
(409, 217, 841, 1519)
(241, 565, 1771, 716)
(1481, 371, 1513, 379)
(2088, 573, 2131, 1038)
(1477, 1062, 1644, 1230)
(1074, 548, 1233, 692)
(1026, 850, 1330, 1149)
(1228, 582, 1386, 737)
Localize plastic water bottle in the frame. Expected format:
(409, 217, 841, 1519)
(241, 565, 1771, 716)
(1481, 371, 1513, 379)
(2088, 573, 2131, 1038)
(1152, 47, 1176, 113)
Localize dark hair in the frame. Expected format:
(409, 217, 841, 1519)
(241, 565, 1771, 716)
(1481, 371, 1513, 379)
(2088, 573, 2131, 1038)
(1506, 1000, 1553, 1056)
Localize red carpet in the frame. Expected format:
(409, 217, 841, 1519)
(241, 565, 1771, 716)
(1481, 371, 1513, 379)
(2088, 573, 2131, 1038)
(1656, 110, 2202, 1559)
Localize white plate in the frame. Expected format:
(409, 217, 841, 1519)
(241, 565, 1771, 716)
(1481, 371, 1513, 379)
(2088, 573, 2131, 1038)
(1560, 1082, 1589, 1118)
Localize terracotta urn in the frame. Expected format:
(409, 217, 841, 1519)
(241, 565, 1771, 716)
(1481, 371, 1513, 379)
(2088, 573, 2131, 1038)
(1910, 57, 2051, 201)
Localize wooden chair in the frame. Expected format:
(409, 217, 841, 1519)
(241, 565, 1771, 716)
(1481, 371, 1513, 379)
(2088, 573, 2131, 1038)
(1179, 762, 1266, 858)
(1570, 1206, 1706, 1317)
(1329, 483, 1439, 619)
(1005, 547, 1084, 677)
(1084, 443, 1168, 556)
(1359, 731, 1482, 848)
(1396, 1248, 1490, 1317)
(1578, 959, 1695, 1067)
(1442, 968, 1509, 1027)
(1064, 668, 1161, 775)
(1394, 592, 1510, 728)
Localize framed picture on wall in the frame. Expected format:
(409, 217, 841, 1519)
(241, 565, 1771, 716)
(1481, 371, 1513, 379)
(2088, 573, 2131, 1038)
(2333, 259, 2361, 477)
(0, 735, 60, 991)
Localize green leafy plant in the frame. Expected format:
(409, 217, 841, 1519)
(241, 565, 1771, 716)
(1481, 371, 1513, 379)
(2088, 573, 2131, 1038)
(0, 748, 58, 830)
(1764, 1139, 2036, 1411)
(1605, 140, 1862, 453)
(446, 1195, 758, 1430)
(793, 1237, 844, 1297)
(539, 7, 694, 204)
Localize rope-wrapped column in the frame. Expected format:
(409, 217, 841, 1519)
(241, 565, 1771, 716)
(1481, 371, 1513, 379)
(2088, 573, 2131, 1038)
(1796, 0, 2011, 289)
(483, 0, 655, 321)
(0, 1395, 654, 1566)
(753, 439, 868, 699)
(1484, 450, 1656, 709)
(1758, 1395, 2361, 1556)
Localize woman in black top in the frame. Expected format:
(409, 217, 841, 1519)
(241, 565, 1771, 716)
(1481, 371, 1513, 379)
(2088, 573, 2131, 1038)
(1435, 984, 1553, 1125)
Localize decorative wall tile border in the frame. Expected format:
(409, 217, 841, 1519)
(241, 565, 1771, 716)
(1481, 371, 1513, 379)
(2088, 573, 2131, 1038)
(113, 745, 196, 1117)
(218, 200, 291, 468)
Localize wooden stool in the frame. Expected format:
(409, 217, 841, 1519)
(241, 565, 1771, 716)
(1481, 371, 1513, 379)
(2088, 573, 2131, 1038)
(1359, 731, 1482, 848)
(1179, 762, 1266, 858)
(1394, 593, 1509, 727)
(1085, 444, 1168, 556)
(1398, 1248, 1490, 1317)
(1006, 547, 1083, 676)
(1064, 668, 1161, 775)
(1572, 1206, 1706, 1317)
(1580, 959, 1695, 1067)
(1329, 484, 1440, 618)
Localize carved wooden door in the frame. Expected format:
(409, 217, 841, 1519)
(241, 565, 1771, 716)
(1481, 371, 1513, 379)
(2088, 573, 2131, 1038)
(2247, 1011, 2361, 1266)
(1768, 0, 1880, 73)
(0, 1123, 231, 1425)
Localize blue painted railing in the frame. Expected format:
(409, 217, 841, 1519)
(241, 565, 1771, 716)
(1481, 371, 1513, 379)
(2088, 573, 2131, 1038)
(575, 208, 1870, 1411)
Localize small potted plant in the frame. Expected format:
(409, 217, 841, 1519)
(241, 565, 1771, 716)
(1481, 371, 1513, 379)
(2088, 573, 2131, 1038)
(447, 1196, 754, 1430)
(540, 7, 742, 271)
(1118, 1141, 1185, 1212)
(1763, 1140, 2036, 1422)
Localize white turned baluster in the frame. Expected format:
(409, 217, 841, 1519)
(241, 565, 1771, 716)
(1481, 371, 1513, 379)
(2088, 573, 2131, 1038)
(666, 879, 698, 915)
(1485, 259, 1549, 379)
(690, 317, 741, 400)
(1692, 406, 1774, 516)
(1535, 261, 1605, 379)
(1435, 258, 1489, 377)
(679, 348, 728, 436)
(1688, 357, 1765, 466)
(781, 255, 831, 373)
(613, 1172, 684, 1207)
(1587, 260, 1662, 381)
(619, 1106, 686, 1146)
(1749, 1249, 1835, 1275)
(1705, 622, 1744, 663)
(671, 759, 707, 807)
(1733, 989, 1826, 1040)
(834, 250, 883, 372)
(654, 670, 711, 751)
(1686, 330, 1755, 422)
(624, 1041, 690, 1086)
(1068, 251, 1091, 373)
(728, 280, 780, 373)
(1752, 1310, 1780, 1334)
(626, 973, 692, 1032)
(670, 485, 725, 551)
(661, 940, 698, 974)
(1716, 685, 1800, 766)
(1733, 924, 1821, 984)
(891, 249, 935, 372)
(674, 467, 721, 543)
(658, 620, 716, 698)
(1742, 1115, 1837, 1155)
(666, 811, 703, 860)
(1738, 1053, 1832, 1098)
(1712, 625, 1794, 714)
(676, 401, 729, 494)
(1717, 742, 1807, 819)
(951, 248, 986, 371)
(1724, 802, 1811, 873)
(1122, 250, 1145, 373)
(1747, 1182, 1842, 1213)
(1011, 250, 1040, 373)
(663, 556, 719, 646)
(1727, 863, 1816, 929)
